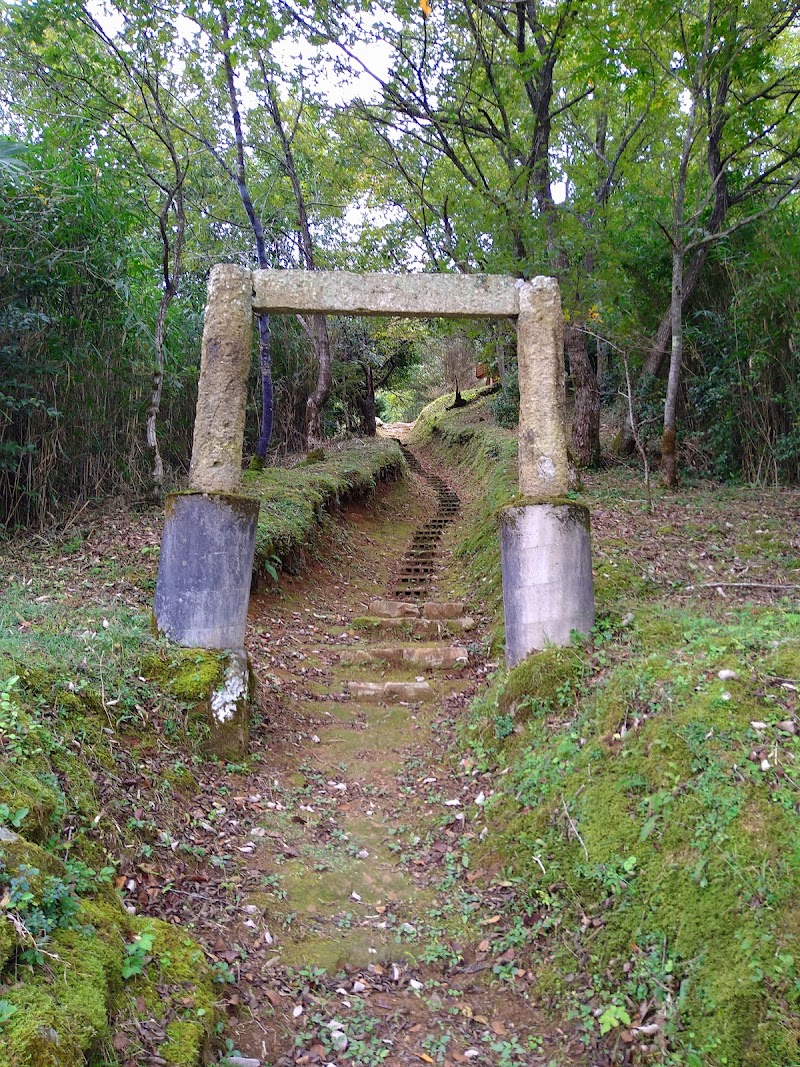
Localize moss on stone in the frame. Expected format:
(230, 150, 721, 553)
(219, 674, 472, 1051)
(0, 889, 128, 1067)
(122, 918, 216, 1066)
(0, 822, 214, 1067)
(141, 649, 225, 703)
(301, 447, 326, 465)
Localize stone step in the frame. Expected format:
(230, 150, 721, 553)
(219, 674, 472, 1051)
(421, 601, 467, 620)
(368, 598, 420, 618)
(353, 616, 476, 637)
(339, 644, 468, 668)
(345, 680, 433, 703)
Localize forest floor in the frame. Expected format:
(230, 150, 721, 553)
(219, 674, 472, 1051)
(2, 419, 800, 1067)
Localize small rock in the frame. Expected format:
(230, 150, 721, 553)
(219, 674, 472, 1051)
(352, 981, 366, 993)
(750, 721, 768, 731)
(777, 720, 797, 735)
(409, 979, 423, 990)
(357, 849, 370, 859)
(718, 669, 738, 681)
(761, 758, 771, 771)
(292, 1005, 303, 1018)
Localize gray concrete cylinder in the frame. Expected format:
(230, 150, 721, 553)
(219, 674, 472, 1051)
(154, 491, 259, 649)
(500, 502, 594, 666)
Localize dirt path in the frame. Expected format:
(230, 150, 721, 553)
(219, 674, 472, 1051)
(199, 442, 581, 1067)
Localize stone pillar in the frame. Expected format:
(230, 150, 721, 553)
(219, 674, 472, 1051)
(516, 278, 569, 497)
(204, 650, 252, 758)
(153, 264, 259, 756)
(189, 264, 255, 494)
(501, 278, 595, 666)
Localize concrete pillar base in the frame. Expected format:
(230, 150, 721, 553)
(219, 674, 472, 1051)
(203, 650, 252, 759)
(154, 491, 259, 649)
(500, 503, 595, 666)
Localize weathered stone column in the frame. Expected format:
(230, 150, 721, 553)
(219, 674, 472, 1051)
(516, 278, 569, 498)
(500, 277, 595, 665)
(154, 264, 258, 757)
(189, 264, 255, 494)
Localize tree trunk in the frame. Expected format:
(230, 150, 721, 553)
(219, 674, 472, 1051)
(306, 314, 333, 444)
(146, 289, 171, 487)
(359, 364, 377, 436)
(661, 53, 705, 489)
(566, 322, 600, 468)
(595, 334, 608, 397)
(662, 244, 683, 488)
(254, 313, 273, 460)
(639, 247, 709, 383)
(221, 14, 273, 460)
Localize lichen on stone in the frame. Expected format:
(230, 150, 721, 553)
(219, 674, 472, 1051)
(210, 656, 248, 724)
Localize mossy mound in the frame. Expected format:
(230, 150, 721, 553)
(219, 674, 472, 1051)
(472, 616, 800, 1064)
(501, 645, 586, 713)
(0, 667, 216, 1066)
(243, 436, 404, 577)
(0, 827, 216, 1067)
(0, 763, 62, 842)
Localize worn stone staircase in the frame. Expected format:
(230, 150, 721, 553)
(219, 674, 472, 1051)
(341, 446, 471, 704)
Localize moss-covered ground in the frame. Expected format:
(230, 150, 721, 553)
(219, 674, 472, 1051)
(411, 391, 800, 1066)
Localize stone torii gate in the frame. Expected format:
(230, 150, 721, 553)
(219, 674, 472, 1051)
(154, 265, 594, 686)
